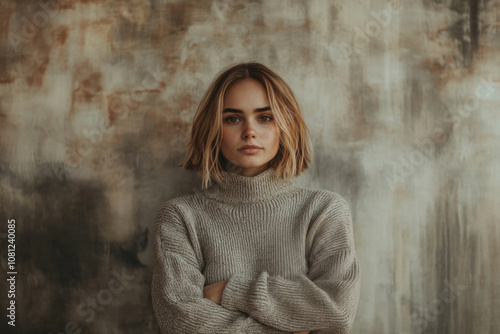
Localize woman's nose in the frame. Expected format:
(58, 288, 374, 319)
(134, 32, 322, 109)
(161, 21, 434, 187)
(242, 122, 256, 139)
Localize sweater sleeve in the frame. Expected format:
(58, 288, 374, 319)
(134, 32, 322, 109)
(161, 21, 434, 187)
(219, 195, 361, 333)
(151, 202, 289, 334)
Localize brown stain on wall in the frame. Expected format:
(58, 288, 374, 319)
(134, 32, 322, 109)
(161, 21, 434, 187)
(105, 80, 166, 126)
(344, 56, 379, 142)
(51, 25, 69, 45)
(56, 0, 105, 10)
(0, 77, 15, 84)
(165, 2, 196, 34)
(26, 57, 50, 86)
(0, 2, 16, 43)
(420, 55, 462, 91)
(106, 92, 128, 125)
(80, 72, 103, 102)
(70, 71, 104, 115)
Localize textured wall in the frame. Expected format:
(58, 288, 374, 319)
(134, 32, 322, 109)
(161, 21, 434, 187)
(1, 0, 499, 333)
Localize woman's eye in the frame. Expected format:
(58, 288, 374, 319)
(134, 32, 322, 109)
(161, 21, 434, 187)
(224, 116, 239, 123)
(223, 115, 273, 124)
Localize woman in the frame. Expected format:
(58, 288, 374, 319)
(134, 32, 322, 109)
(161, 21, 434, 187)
(151, 62, 360, 333)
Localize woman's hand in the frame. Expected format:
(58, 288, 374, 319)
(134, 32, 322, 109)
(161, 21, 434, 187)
(203, 280, 228, 305)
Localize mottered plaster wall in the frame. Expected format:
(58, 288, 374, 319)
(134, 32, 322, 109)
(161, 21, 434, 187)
(0, 0, 499, 333)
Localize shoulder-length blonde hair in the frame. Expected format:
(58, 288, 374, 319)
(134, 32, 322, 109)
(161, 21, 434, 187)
(180, 62, 313, 190)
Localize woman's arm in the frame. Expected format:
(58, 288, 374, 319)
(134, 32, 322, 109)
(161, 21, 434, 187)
(218, 195, 361, 333)
(151, 202, 289, 334)
(203, 281, 310, 334)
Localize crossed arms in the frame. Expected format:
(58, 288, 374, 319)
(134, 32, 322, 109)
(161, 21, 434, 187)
(151, 198, 360, 333)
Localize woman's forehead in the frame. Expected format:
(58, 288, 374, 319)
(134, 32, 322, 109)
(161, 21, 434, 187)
(223, 79, 269, 107)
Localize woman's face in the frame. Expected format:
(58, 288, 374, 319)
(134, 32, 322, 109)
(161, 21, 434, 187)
(221, 78, 280, 177)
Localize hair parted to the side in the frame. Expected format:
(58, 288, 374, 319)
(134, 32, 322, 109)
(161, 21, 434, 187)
(179, 62, 314, 190)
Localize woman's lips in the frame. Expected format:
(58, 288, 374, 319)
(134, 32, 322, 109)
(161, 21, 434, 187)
(239, 148, 262, 154)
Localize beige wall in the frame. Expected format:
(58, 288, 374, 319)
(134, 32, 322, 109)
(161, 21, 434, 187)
(1, 0, 499, 333)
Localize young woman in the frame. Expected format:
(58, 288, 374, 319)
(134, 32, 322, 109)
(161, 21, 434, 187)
(151, 62, 360, 333)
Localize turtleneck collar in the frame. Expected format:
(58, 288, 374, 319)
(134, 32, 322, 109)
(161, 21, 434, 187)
(200, 167, 297, 204)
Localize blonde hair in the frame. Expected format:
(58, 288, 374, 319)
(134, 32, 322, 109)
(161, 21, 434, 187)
(180, 62, 313, 190)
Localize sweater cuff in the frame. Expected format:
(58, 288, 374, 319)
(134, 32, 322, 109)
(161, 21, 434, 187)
(220, 272, 252, 311)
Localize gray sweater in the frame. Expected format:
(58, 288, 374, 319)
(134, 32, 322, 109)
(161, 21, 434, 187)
(151, 167, 360, 333)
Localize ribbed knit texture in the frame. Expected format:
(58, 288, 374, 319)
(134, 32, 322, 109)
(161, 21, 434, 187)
(151, 167, 361, 333)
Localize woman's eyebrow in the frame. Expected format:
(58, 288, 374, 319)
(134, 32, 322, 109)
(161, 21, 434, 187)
(223, 106, 271, 114)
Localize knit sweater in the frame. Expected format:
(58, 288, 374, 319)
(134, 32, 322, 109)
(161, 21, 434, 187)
(151, 167, 360, 333)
